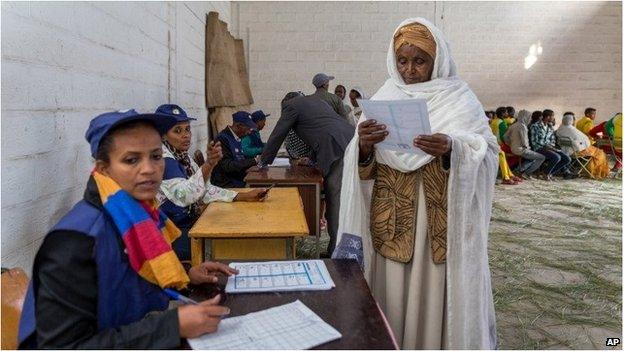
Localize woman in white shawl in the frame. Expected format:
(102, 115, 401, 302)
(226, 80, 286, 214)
(333, 18, 498, 349)
(556, 112, 609, 179)
(348, 86, 367, 126)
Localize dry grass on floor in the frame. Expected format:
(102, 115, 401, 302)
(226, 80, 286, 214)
(296, 177, 622, 349)
(491, 177, 621, 349)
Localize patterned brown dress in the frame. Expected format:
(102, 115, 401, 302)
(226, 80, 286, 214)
(359, 156, 449, 349)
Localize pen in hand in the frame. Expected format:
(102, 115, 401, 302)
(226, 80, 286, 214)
(164, 288, 199, 305)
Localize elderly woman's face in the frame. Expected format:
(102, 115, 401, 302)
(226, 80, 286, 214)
(396, 44, 434, 84)
(165, 122, 192, 152)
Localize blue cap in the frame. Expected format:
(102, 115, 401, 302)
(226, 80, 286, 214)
(251, 110, 271, 123)
(85, 109, 177, 158)
(155, 104, 197, 124)
(312, 73, 334, 88)
(232, 111, 257, 129)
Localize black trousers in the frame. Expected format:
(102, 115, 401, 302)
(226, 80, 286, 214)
(323, 158, 344, 255)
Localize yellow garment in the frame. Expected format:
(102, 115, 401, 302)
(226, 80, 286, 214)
(92, 171, 189, 290)
(393, 23, 436, 58)
(489, 118, 503, 143)
(498, 151, 514, 180)
(503, 117, 515, 127)
(613, 113, 622, 147)
(576, 116, 594, 135)
(576, 146, 609, 179)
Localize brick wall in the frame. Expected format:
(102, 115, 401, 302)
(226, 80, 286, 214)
(235, 1, 621, 139)
(1, 1, 231, 272)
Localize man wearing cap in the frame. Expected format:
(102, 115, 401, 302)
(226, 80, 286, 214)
(211, 111, 259, 187)
(241, 110, 270, 158)
(256, 92, 355, 256)
(312, 73, 350, 121)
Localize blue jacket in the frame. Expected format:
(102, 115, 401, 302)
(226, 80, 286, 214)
(18, 179, 171, 348)
(161, 156, 197, 230)
(211, 127, 257, 188)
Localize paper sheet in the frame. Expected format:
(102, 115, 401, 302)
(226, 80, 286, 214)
(225, 260, 335, 293)
(187, 300, 342, 350)
(269, 157, 291, 167)
(358, 98, 431, 154)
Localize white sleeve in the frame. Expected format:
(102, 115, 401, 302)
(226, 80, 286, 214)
(202, 183, 238, 203)
(158, 168, 207, 207)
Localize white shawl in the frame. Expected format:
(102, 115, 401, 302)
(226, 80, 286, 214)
(556, 114, 590, 155)
(333, 18, 499, 349)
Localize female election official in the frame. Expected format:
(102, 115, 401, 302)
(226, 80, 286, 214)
(19, 110, 237, 348)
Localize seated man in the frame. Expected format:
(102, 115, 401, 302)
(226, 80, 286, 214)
(605, 113, 622, 172)
(490, 107, 520, 185)
(504, 109, 545, 179)
(211, 111, 258, 187)
(576, 107, 597, 140)
(530, 109, 573, 180)
(242, 110, 270, 158)
(495, 107, 509, 139)
(504, 106, 516, 127)
(589, 112, 622, 172)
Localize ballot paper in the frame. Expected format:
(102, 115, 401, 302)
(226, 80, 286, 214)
(358, 98, 431, 154)
(225, 260, 335, 293)
(187, 300, 342, 350)
(269, 157, 291, 167)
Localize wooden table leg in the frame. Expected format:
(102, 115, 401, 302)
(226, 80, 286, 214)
(286, 237, 294, 259)
(191, 238, 205, 266)
(315, 183, 321, 258)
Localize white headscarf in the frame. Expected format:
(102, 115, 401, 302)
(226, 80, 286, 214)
(556, 113, 590, 155)
(334, 17, 498, 349)
(369, 17, 495, 173)
(350, 86, 367, 100)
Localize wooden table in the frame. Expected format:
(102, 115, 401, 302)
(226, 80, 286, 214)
(188, 259, 397, 350)
(245, 165, 323, 257)
(189, 187, 309, 266)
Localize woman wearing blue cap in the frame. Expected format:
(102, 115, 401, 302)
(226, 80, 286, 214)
(19, 109, 237, 348)
(155, 104, 267, 261)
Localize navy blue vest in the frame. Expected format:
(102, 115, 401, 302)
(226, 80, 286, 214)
(18, 200, 170, 347)
(220, 128, 246, 162)
(161, 157, 196, 230)
(217, 128, 246, 187)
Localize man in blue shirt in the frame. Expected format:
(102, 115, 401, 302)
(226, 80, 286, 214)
(530, 109, 573, 180)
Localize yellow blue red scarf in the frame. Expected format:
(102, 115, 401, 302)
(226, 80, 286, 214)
(92, 171, 190, 290)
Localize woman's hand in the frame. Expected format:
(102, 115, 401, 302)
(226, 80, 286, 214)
(413, 133, 452, 157)
(234, 188, 268, 202)
(358, 119, 388, 161)
(206, 142, 223, 168)
(188, 261, 238, 285)
(193, 150, 205, 167)
(178, 295, 229, 338)
(199, 142, 223, 183)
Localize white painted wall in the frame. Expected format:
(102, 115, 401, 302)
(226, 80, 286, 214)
(2, 1, 622, 272)
(235, 1, 622, 139)
(1, 1, 232, 272)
